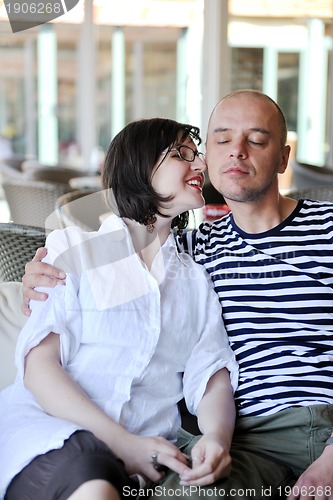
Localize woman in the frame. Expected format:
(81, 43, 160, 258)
(0, 118, 238, 500)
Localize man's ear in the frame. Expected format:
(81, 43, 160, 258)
(278, 145, 291, 174)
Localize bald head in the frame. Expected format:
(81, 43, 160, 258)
(208, 90, 288, 148)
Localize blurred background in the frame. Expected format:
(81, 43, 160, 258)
(0, 0, 332, 197)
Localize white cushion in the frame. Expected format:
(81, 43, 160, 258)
(0, 282, 27, 390)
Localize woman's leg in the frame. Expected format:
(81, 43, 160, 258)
(68, 479, 121, 500)
(5, 431, 137, 500)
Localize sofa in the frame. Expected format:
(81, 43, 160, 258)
(0, 281, 27, 390)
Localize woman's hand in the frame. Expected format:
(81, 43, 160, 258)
(22, 247, 66, 316)
(116, 434, 191, 482)
(24, 333, 191, 484)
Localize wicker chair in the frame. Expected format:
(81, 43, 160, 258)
(0, 155, 30, 180)
(290, 160, 333, 190)
(286, 186, 333, 203)
(0, 223, 46, 282)
(55, 189, 111, 231)
(22, 164, 97, 186)
(2, 178, 72, 228)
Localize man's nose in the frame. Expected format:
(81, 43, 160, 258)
(230, 141, 247, 159)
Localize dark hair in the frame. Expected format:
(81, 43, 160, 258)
(102, 118, 201, 230)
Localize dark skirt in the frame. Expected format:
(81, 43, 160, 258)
(5, 430, 138, 500)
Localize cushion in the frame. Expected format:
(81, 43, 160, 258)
(0, 281, 27, 390)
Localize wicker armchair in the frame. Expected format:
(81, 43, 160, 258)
(0, 156, 30, 180)
(286, 186, 333, 203)
(2, 178, 72, 228)
(0, 223, 46, 282)
(56, 189, 110, 231)
(22, 164, 97, 186)
(290, 160, 333, 190)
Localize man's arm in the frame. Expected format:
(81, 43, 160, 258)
(287, 443, 333, 500)
(23, 226, 198, 316)
(180, 368, 236, 486)
(22, 247, 66, 316)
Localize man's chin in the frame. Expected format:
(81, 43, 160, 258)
(222, 190, 248, 202)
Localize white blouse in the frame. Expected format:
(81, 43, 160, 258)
(0, 214, 238, 497)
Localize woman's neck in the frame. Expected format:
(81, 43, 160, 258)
(123, 217, 171, 269)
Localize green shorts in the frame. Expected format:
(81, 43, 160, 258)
(150, 404, 333, 500)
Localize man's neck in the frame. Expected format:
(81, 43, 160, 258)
(227, 194, 298, 234)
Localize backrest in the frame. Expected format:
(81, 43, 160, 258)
(290, 160, 333, 190)
(0, 155, 29, 180)
(287, 186, 333, 203)
(55, 189, 111, 231)
(23, 165, 95, 185)
(2, 178, 72, 227)
(0, 223, 46, 282)
(0, 282, 27, 390)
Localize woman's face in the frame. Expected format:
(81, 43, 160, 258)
(152, 137, 206, 218)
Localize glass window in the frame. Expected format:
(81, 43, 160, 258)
(96, 26, 179, 153)
(57, 24, 79, 162)
(277, 52, 299, 132)
(325, 44, 332, 164)
(0, 25, 30, 156)
(231, 47, 263, 91)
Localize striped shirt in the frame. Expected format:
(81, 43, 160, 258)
(181, 199, 333, 417)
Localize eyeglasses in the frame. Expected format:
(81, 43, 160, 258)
(163, 145, 206, 163)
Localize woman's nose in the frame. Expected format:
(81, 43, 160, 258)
(192, 154, 207, 171)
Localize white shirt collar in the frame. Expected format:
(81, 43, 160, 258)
(99, 213, 188, 266)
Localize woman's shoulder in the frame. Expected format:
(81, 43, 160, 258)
(45, 226, 96, 270)
(46, 225, 93, 246)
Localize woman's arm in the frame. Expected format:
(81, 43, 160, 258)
(22, 248, 66, 316)
(24, 332, 190, 480)
(180, 368, 236, 486)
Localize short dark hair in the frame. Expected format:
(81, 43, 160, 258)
(102, 118, 201, 226)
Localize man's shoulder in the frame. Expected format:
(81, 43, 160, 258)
(299, 198, 333, 211)
(296, 199, 333, 222)
(179, 215, 231, 257)
(196, 215, 231, 241)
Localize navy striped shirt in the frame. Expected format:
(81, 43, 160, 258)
(181, 200, 333, 417)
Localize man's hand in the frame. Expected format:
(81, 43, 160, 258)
(287, 445, 333, 500)
(21, 247, 66, 316)
(179, 433, 231, 487)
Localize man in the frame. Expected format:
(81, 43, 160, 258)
(22, 90, 333, 499)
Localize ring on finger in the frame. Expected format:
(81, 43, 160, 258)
(151, 452, 168, 473)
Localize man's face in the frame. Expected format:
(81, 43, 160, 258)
(205, 94, 290, 203)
